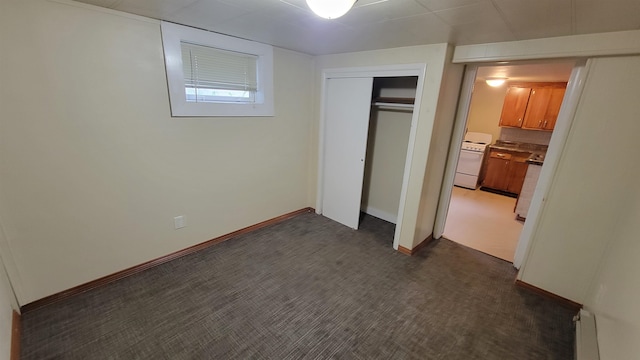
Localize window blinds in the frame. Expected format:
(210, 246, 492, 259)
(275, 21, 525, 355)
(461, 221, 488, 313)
(181, 42, 258, 92)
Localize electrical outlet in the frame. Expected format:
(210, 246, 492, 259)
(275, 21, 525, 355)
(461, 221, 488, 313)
(174, 215, 186, 229)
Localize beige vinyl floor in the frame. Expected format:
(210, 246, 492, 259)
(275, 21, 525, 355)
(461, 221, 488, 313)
(443, 186, 524, 262)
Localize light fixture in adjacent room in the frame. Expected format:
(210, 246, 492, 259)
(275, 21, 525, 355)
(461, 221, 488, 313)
(306, 0, 357, 19)
(485, 77, 507, 87)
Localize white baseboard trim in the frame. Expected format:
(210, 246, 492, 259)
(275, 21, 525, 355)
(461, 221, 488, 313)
(362, 206, 397, 224)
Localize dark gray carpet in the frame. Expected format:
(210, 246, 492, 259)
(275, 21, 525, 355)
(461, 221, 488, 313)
(21, 213, 575, 359)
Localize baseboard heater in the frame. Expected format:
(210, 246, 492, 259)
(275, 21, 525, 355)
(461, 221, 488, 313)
(574, 309, 600, 360)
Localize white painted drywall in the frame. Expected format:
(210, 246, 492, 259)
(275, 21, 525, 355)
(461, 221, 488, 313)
(578, 56, 640, 360)
(313, 44, 450, 250)
(584, 185, 640, 360)
(518, 55, 640, 303)
(361, 108, 412, 223)
(0, 253, 15, 360)
(413, 48, 465, 247)
(0, 0, 314, 304)
(361, 78, 415, 223)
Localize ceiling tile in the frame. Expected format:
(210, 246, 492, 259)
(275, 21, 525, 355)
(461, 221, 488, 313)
(452, 19, 515, 44)
(575, 0, 640, 34)
(72, 0, 640, 55)
(492, 0, 573, 30)
(415, 0, 489, 12)
(434, 2, 503, 26)
(511, 23, 573, 41)
(79, 0, 122, 8)
(114, 0, 201, 19)
(336, 0, 432, 25)
(349, 13, 453, 52)
(167, 1, 250, 29)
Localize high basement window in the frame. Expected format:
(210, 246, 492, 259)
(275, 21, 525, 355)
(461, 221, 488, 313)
(161, 22, 274, 117)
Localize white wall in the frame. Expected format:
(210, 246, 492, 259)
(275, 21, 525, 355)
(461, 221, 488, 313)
(0, 0, 314, 305)
(361, 108, 412, 223)
(0, 251, 16, 360)
(584, 185, 640, 360)
(518, 56, 640, 304)
(361, 78, 416, 223)
(313, 44, 451, 250)
(413, 49, 464, 246)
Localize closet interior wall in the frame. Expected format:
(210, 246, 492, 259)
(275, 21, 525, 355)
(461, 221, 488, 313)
(361, 77, 418, 224)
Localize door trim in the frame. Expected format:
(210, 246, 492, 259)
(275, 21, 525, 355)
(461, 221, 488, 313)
(513, 60, 589, 269)
(316, 64, 427, 250)
(432, 60, 589, 269)
(433, 65, 477, 239)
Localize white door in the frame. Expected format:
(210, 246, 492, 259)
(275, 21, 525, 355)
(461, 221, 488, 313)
(322, 77, 374, 229)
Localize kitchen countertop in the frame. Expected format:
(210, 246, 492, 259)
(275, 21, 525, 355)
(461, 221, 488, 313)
(489, 140, 548, 165)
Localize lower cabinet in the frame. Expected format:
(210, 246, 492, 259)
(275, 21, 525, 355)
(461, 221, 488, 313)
(482, 150, 530, 195)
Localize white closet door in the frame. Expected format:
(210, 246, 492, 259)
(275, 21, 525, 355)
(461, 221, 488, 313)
(322, 77, 374, 229)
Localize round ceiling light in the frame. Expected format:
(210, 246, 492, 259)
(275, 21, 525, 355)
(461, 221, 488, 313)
(306, 0, 357, 19)
(485, 77, 507, 87)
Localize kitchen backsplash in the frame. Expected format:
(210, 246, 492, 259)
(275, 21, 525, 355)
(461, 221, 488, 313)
(499, 127, 552, 145)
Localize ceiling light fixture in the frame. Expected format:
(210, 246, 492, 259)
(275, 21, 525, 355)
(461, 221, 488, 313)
(306, 0, 357, 19)
(486, 77, 507, 87)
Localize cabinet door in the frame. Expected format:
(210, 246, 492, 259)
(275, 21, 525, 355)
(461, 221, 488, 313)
(506, 157, 529, 194)
(482, 154, 510, 190)
(522, 87, 552, 130)
(499, 87, 531, 127)
(541, 87, 566, 130)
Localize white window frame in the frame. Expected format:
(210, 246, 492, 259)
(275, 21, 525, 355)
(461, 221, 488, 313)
(161, 21, 274, 117)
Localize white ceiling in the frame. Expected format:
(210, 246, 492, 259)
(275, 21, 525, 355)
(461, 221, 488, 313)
(476, 61, 576, 83)
(78, 0, 640, 55)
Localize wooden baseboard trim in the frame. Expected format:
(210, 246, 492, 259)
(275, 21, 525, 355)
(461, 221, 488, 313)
(397, 234, 433, 256)
(11, 310, 20, 360)
(21, 207, 314, 313)
(515, 279, 583, 312)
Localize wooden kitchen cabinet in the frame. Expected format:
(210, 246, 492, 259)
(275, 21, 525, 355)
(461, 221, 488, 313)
(499, 87, 531, 128)
(482, 150, 530, 196)
(506, 155, 529, 194)
(482, 152, 511, 190)
(522, 86, 566, 130)
(542, 87, 566, 130)
(499, 82, 566, 131)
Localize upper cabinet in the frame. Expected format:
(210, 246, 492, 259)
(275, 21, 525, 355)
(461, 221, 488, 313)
(499, 82, 567, 131)
(499, 86, 531, 127)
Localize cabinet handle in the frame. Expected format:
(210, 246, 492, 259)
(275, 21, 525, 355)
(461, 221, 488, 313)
(518, 118, 522, 123)
(543, 120, 548, 127)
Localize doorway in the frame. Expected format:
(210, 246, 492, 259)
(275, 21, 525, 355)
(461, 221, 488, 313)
(438, 61, 576, 262)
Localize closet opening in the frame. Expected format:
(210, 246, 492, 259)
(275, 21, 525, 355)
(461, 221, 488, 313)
(361, 76, 418, 226)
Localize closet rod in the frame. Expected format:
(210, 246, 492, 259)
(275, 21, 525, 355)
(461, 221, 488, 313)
(372, 102, 414, 109)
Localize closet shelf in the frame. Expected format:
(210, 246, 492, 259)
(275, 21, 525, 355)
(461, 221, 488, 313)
(373, 97, 414, 104)
(372, 97, 415, 110)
